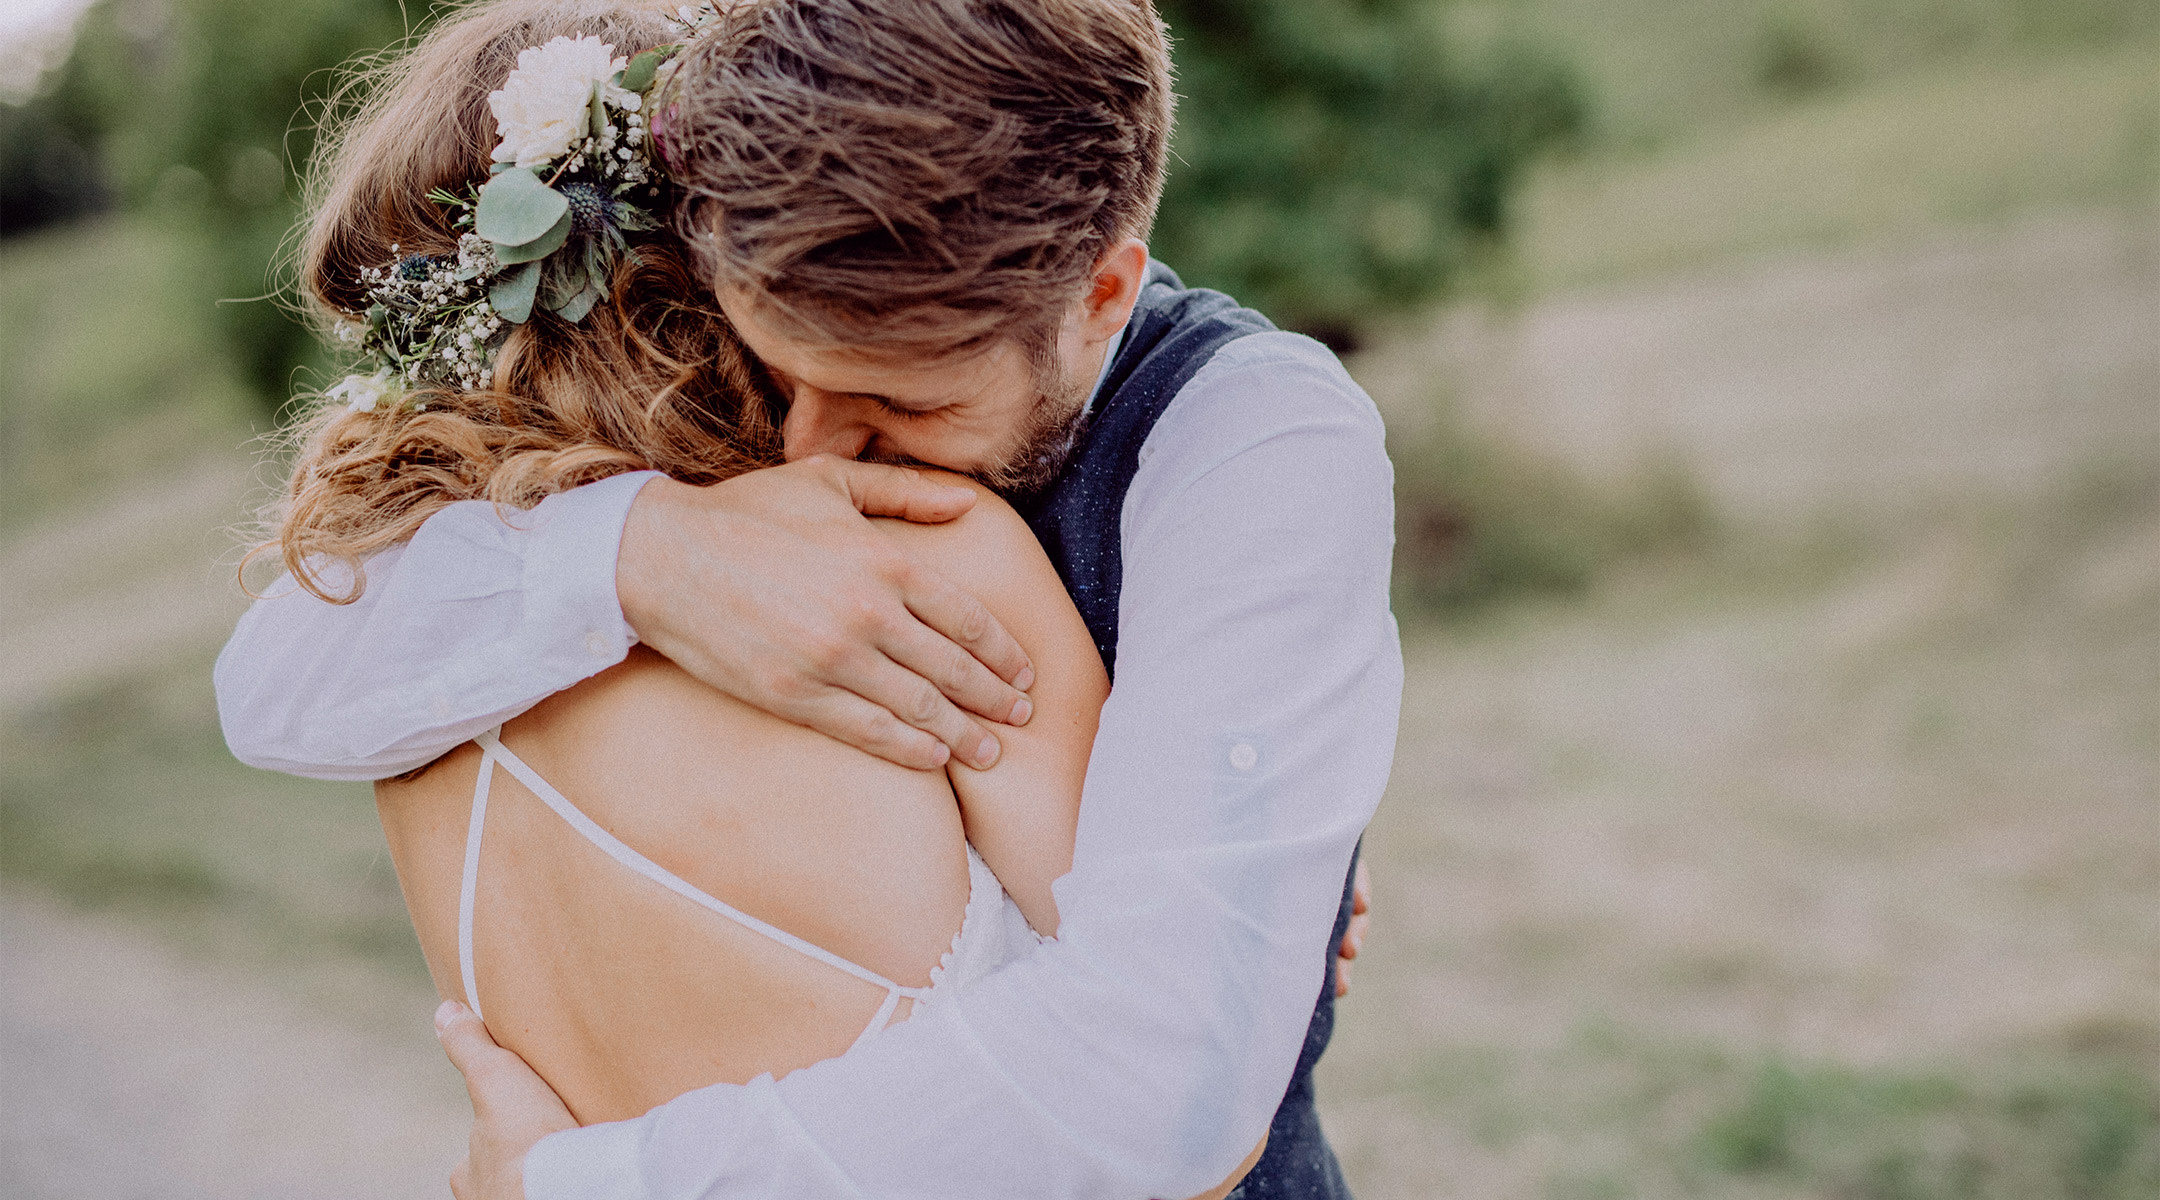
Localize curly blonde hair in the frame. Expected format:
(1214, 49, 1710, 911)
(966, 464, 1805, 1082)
(261, 0, 781, 603)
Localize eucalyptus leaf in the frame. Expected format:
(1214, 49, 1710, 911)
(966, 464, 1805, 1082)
(475, 169, 570, 246)
(493, 210, 572, 264)
(619, 46, 672, 93)
(553, 278, 605, 323)
(489, 260, 542, 323)
(542, 258, 590, 310)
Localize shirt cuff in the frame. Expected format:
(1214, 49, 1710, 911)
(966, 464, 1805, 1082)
(521, 469, 660, 666)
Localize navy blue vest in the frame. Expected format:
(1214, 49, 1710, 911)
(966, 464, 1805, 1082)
(1021, 262, 1359, 1199)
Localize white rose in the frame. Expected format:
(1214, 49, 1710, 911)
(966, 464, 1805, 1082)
(487, 36, 637, 169)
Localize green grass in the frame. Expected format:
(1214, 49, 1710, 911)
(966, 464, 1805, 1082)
(0, 644, 419, 970)
(1508, 40, 2159, 293)
(1450, 0, 2159, 148)
(1330, 1023, 2160, 1199)
(1695, 1058, 2160, 1199)
(1390, 414, 1715, 612)
(0, 217, 261, 534)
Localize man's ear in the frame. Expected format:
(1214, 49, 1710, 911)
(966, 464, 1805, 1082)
(1077, 238, 1149, 344)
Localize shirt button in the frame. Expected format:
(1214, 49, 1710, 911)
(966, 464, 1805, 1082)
(1228, 742, 1259, 772)
(583, 630, 610, 657)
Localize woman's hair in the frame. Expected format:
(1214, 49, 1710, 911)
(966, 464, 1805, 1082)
(262, 0, 781, 603)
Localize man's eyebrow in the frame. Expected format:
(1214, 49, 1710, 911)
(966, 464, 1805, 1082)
(848, 390, 937, 410)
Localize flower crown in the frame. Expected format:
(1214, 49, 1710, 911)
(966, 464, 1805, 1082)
(327, 7, 718, 415)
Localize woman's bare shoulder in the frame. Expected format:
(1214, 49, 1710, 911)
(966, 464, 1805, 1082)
(869, 471, 1061, 598)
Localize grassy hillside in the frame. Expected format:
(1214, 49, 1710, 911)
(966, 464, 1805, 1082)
(1448, 0, 2157, 146)
(0, 219, 260, 533)
(1512, 39, 2158, 292)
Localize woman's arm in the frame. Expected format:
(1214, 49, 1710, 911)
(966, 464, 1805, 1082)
(872, 475, 1108, 935)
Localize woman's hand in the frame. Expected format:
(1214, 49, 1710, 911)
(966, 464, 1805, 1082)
(435, 1001, 574, 1200)
(619, 456, 1037, 772)
(1335, 858, 1371, 998)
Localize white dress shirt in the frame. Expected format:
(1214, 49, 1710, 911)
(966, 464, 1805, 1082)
(214, 330, 1402, 1198)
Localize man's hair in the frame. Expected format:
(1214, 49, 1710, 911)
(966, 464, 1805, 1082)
(663, 0, 1174, 358)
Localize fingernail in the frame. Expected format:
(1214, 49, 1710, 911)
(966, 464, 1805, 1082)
(434, 1000, 463, 1035)
(1013, 665, 1035, 692)
(929, 742, 951, 767)
(1008, 695, 1033, 725)
(973, 735, 1000, 769)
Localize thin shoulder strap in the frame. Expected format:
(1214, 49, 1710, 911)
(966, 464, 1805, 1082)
(460, 729, 923, 1051)
(456, 737, 499, 1021)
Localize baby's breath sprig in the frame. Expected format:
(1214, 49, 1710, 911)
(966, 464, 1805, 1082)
(323, 34, 692, 416)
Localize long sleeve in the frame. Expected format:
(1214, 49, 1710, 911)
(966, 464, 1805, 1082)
(523, 333, 1403, 1199)
(214, 470, 658, 781)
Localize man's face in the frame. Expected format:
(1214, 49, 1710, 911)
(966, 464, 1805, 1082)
(720, 291, 1098, 496)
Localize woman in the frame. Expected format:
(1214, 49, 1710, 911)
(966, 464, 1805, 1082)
(265, 0, 1258, 1190)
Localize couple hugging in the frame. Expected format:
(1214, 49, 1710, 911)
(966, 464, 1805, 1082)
(215, 0, 1402, 1196)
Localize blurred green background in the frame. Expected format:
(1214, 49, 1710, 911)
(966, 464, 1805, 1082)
(2, 0, 2155, 1196)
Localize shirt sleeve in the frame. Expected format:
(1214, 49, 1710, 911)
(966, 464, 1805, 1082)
(523, 334, 1404, 1199)
(213, 470, 659, 781)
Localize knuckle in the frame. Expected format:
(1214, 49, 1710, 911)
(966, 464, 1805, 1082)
(905, 681, 944, 724)
(870, 717, 930, 762)
(845, 591, 895, 636)
(953, 596, 992, 645)
(876, 551, 917, 588)
(804, 635, 852, 676)
(937, 647, 977, 696)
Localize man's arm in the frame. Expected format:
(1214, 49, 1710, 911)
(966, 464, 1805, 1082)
(215, 460, 1035, 780)
(519, 337, 1403, 1199)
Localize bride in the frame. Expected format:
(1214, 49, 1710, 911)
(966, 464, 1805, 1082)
(259, 1, 1258, 1193)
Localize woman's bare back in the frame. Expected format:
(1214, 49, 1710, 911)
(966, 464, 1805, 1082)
(380, 648, 979, 1123)
(376, 480, 1101, 1123)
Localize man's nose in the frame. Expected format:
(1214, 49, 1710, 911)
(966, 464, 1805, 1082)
(780, 388, 874, 462)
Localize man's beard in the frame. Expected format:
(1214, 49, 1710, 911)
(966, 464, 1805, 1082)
(974, 368, 1092, 499)
(865, 361, 1093, 500)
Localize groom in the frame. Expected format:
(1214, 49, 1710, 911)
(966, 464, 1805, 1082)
(216, 1, 1400, 1196)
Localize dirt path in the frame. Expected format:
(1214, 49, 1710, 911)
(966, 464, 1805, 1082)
(1, 891, 467, 1200)
(1356, 206, 2159, 521)
(0, 449, 259, 717)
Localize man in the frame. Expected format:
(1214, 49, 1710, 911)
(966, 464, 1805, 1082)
(215, 1, 1400, 1196)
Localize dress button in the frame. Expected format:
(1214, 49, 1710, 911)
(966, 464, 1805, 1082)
(583, 630, 610, 657)
(1228, 742, 1259, 772)
(430, 695, 451, 719)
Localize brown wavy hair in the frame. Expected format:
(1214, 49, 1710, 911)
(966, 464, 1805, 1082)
(664, 0, 1174, 358)
(261, 0, 781, 603)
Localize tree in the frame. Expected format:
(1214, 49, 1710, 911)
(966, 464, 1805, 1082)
(5, 0, 1584, 404)
(4, 0, 428, 399)
(1153, 0, 1583, 346)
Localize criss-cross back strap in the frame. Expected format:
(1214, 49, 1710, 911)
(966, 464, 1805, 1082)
(457, 728, 923, 1051)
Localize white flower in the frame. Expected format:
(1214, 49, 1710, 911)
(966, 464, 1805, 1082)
(487, 36, 639, 169)
(326, 371, 394, 413)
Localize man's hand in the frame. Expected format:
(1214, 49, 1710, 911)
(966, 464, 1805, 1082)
(436, 1001, 574, 1200)
(1335, 858, 1371, 999)
(619, 456, 1036, 772)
